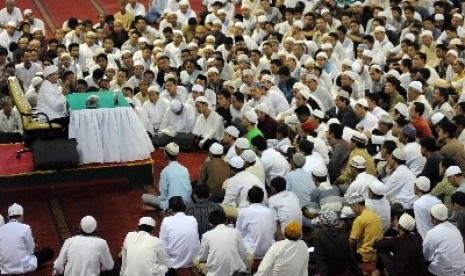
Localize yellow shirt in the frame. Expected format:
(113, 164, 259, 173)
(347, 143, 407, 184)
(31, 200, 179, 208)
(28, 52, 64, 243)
(350, 208, 384, 262)
(452, 71, 465, 95)
(337, 148, 377, 184)
(114, 11, 135, 32)
(420, 43, 439, 68)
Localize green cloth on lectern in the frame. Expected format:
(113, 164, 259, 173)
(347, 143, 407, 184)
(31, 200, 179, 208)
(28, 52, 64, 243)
(66, 91, 129, 111)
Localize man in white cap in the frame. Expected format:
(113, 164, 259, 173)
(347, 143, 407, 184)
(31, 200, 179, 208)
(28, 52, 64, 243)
(413, 176, 442, 238)
(54, 216, 113, 275)
(242, 110, 264, 145)
(366, 180, 391, 233)
(372, 26, 393, 66)
(420, 30, 438, 68)
(142, 142, 193, 210)
(23, 9, 45, 35)
(241, 149, 265, 184)
(446, 165, 465, 193)
(303, 163, 343, 228)
(345, 155, 379, 199)
(142, 85, 170, 134)
(347, 193, 383, 263)
(407, 80, 432, 120)
(373, 213, 428, 276)
(354, 98, 379, 131)
(0, 203, 54, 274)
(382, 148, 417, 209)
(423, 203, 465, 275)
(37, 65, 69, 132)
(121, 217, 170, 275)
(222, 156, 265, 219)
(153, 99, 196, 148)
(164, 30, 187, 68)
(222, 125, 240, 161)
(198, 143, 230, 198)
(192, 96, 225, 151)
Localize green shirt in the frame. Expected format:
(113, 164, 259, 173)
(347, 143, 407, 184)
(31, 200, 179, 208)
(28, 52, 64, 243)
(430, 177, 456, 209)
(246, 126, 263, 146)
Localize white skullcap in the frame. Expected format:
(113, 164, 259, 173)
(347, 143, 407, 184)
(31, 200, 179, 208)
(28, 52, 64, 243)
(43, 65, 58, 78)
(228, 156, 244, 169)
(148, 86, 159, 93)
(203, 45, 215, 52)
(434, 14, 444, 21)
(244, 110, 258, 124)
(225, 126, 239, 138)
(258, 15, 267, 23)
(293, 21, 303, 29)
(398, 213, 415, 231)
(377, 11, 387, 18)
(409, 81, 423, 92)
(261, 74, 274, 83)
(447, 49, 459, 57)
(6, 21, 16, 27)
(341, 59, 352, 67)
(327, 118, 340, 126)
(415, 176, 430, 192)
(217, 9, 226, 14)
(421, 30, 433, 37)
(255, 103, 270, 116)
(306, 74, 318, 81)
(241, 149, 256, 163)
(392, 148, 407, 161)
(212, 20, 222, 26)
(170, 100, 183, 113)
(234, 22, 244, 29)
(8, 203, 23, 216)
(386, 69, 400, 80)
(379, 114, 393, 124)
(320, 8, 330, 15)
(195, 96, 209, 104)
(80, 216, 97, 233)
(312, 163, 328, 177)
(209, 143, 223, 155)
(86, 31, 96, 37)
(23, 9, 33, 16)
(394, 102, 408, 117)
(337, 90, 350, 100)
(223, 80, 236, 89)
(446, 165, 462, 177)
(350, 155, 366, 169)
(237, 54, 249, 62)
(352, 62, 362, 74)
(369, 181, 385, 196)
(298, 88, 311, 100)
(404, 33, 415, 42)
(154, 39, 165, 45)
(450, 38, 462, 46)
(31, 77, 43, 87)
(207, 67, 219, 75)
(362, 49, 374, 58)
(347, 193, 365, 205)
(356, 98, 368, 108)
(191, 84, 204, 93)
(453, 13, 463, 20)
(340, 206, 356, 218)
(165, 142, 179, 156)
(293, 82, 305, 90)
(173, 30, 183, 37)
(305, 57, 315, 66)
(139, 217, 155, 227)
(370, 64, 382, 72)
(316, 52, 328, 59)
(321, 43, 333, 50)
(351, 1, 363, 7)
(188, 42, 198, 49)
(313, 109, 325, 119)
(179, 0, 188, 5)
(235, 137, 249, 149)
(243, 69, 254, 76)
(431, 204, 448, 221)
(431, 112, 445, 125)
(138, 37, 149, 44)
(134, 60, 145, 68)
(374, 26, 386, 33)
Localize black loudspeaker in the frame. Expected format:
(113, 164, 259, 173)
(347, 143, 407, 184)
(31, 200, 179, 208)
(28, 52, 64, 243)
(32, 138, 79, 170)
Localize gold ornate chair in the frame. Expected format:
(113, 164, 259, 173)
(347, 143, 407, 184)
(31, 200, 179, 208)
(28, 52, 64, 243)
(8, 77, 63, 157)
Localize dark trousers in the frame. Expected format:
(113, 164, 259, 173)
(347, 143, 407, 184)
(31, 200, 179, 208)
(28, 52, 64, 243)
(193, 136, 217, 151)
(376, 251, 397, 276)
(34, 247, 54, 267)
(50, 116, 70, 138)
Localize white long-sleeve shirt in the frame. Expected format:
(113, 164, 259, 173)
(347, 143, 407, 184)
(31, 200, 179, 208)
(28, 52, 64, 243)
(53, 235, 114, 276)
(159, 104, 195, 133)
(223, 171, 265, 208)
(0, 221, 37, 274)
(413, 194, 442, 239)
(423, 222, 465, 276)
(260, 148, 290, 186)
(236, 203, 276, 258)
(197, 224, 247, 276)
(268, 191, 303, 232)
(37, 79, 66, 121)
(0, 109, 22, 134)
(142, 98, 170, 131)
(383, 165, 417, 208)
(121, 231, 171, 276)
(255, 239, 309, 276)
(192, 111, 225, 144)
(159, 212, 200, 269)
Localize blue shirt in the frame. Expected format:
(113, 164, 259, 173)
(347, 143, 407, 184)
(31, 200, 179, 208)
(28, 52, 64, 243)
(159, 161, 192, 210)
(286, 168, 315, 208)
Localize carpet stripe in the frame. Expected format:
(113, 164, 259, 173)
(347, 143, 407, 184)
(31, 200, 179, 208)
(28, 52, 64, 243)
(86, 0, 107, 16)
(31, 0, 56, 36)
(48, 197, 72, 243)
